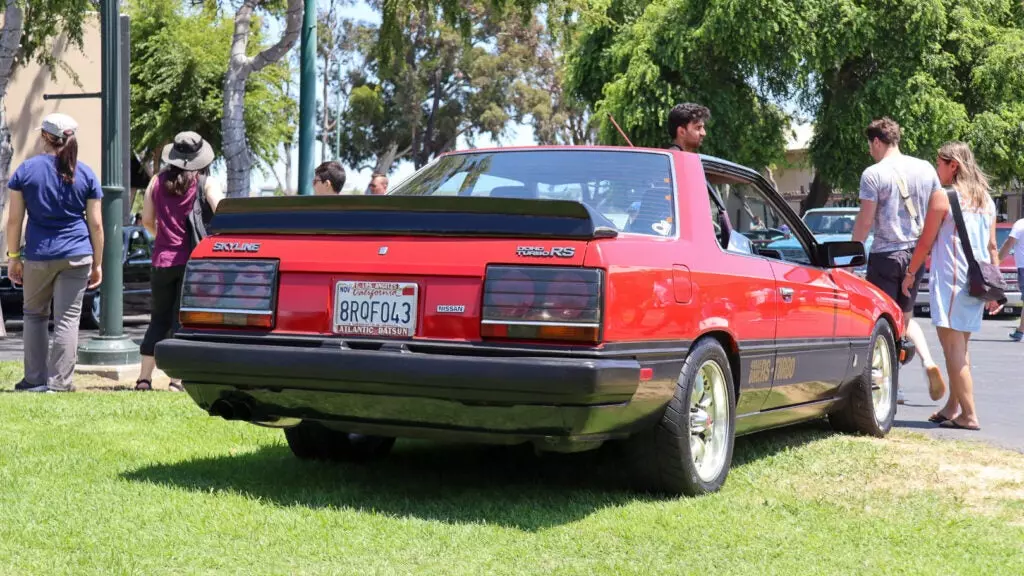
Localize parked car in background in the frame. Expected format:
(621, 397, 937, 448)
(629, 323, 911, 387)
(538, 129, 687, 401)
(766, 207, 872, 275)
(915, 221, 1021, 318)
(154, 146, 914, 497)
(1, 226, 154, 328)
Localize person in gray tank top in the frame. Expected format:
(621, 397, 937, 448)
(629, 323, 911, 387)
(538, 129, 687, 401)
(852, 117, 946, 405)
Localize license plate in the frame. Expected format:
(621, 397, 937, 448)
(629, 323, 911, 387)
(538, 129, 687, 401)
(333, 281, 418, 337)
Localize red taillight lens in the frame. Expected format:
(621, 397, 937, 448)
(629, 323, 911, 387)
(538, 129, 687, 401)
(180, 259, 278, 329)
(486, 268, 536, 319)
(541, 271, 593, 321)
(482, 266, 602, 343)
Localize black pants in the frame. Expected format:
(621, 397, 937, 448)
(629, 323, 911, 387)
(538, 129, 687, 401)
(140, 265, 186, 357)
(866, 249, 923, 313)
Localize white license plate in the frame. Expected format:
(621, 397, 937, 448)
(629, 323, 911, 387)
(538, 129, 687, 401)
(333, 281, 418, 337)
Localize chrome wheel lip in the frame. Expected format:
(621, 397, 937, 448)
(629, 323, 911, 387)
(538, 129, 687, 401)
(690, 360, 730, 483)
(871, 336, 893, 422)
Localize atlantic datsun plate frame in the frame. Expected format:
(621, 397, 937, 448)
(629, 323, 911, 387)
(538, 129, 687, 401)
(333, 281, 419, 337)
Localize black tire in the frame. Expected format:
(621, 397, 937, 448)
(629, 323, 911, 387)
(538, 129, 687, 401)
(829, 319, 898, 437)
(284, 422, 395, 462)
(623, 337, 737, 496)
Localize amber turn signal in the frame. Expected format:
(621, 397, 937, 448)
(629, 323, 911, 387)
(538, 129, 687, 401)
(481, 322, 599, 344)
(180, 310, 274, 329)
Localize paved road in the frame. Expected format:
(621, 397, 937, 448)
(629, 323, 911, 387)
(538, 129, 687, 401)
(0, 317, 150, 362)
(1, 315, 1021, 451)
(896, 315, 1024, 453)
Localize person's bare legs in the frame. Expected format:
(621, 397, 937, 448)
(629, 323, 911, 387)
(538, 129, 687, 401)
(139, 354, 157, 382)
(905, 317, 946, 401)
(936, 327, 979, 427)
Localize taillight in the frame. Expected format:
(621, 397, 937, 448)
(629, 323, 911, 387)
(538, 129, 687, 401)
(179, 259, 278, 329)
(481, 266, 602, 343)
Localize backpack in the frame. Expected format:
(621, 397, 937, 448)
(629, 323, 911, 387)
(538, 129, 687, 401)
(185, 174, 214, 251)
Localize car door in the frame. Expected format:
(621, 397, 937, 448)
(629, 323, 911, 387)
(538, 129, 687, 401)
(703, 170, 778, 418)
(711, 167, 844, 410)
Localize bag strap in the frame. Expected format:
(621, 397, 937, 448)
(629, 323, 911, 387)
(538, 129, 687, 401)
(893, 170, 921, 230)
(946, 189, 980, 268)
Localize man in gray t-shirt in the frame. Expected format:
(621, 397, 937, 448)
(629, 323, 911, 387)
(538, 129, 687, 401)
(852, 117, 945, 404)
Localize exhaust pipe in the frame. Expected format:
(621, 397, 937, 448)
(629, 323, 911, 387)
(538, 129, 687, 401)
(209, 399, 235, 420)
(209, 398, 253, 421)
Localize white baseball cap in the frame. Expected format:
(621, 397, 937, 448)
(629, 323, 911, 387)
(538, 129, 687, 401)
(40, 113, 78, 138)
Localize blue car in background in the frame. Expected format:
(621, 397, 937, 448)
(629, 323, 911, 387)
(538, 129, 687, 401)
(767, 207, 871, 275)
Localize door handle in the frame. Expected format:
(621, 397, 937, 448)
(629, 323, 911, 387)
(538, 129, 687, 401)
(779, 287, 794, 302)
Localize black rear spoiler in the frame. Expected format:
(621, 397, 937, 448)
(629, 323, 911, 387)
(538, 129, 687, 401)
(208, 195, 619, 240)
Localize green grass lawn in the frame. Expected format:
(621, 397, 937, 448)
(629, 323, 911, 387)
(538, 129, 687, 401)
(0, 361, 1021, 575)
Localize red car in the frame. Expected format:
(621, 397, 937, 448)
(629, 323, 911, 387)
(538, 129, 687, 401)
(155, 147, 912, 496)
(914, 222, 1022, 318)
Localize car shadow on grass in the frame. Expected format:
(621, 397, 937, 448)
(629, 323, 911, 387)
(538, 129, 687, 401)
(121, 420, 835, 531)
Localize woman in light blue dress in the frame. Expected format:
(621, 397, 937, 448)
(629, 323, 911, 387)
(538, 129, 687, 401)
(902, 141, 1000, 431)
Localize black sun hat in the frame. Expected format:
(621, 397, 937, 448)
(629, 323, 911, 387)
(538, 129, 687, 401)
(162, 131, 214, 171)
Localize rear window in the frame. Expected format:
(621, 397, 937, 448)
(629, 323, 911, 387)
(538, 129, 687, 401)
(389, 150, 676, 236)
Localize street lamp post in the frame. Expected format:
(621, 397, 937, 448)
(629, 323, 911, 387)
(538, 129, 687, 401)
(296, 0, 316, 196)
(77, 0, 139, 366)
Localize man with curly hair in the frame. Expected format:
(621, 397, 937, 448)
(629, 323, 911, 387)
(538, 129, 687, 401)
(667, 103, 710, 152)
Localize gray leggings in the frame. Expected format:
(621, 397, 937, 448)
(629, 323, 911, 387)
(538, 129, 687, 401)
(22, 256, 91, 391)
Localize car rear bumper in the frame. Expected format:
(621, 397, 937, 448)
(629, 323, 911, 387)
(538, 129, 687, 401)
(155, 337, 683, 449)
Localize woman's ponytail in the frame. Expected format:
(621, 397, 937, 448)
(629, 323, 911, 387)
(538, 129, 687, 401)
(44, 131, 79, 184)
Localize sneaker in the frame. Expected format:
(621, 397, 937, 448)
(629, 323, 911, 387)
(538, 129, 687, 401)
(26, 385, 53, 393)
(12, 377, 37, 389)
(1010, 330, 1023, 342)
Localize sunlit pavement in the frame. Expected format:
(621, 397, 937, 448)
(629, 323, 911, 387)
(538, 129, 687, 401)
(896, 314, 1024, 453)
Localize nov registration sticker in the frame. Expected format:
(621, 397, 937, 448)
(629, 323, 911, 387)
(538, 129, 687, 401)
(333, 281, 419, 337)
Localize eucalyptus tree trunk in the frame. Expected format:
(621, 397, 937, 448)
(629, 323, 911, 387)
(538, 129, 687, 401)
(0, 0, 25, 337)
(222, 0, 303, 197)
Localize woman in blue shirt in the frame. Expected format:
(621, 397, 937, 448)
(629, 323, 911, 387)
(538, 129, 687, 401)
(5, 113, 104, 392)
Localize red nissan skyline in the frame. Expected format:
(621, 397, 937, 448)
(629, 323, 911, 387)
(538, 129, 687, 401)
(155, 146, 912, 496)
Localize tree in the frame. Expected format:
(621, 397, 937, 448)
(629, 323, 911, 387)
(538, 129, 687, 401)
(0, 0, 92, 336)
(331, 0, 545, 176)
(565, 0, 809, 170)
(217, 0, 303, 197)
(801, 0, 1024, 210)
(129, 0, 297, 195)
(513, 2, 597, 145)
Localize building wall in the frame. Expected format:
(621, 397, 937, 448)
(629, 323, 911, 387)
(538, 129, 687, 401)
(6, 13, 102, 177)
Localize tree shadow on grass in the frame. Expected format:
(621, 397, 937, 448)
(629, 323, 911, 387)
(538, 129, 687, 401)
(121, 421, 834, 531)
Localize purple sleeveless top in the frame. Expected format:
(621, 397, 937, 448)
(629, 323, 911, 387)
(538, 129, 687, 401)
(151, 174, 198, 268)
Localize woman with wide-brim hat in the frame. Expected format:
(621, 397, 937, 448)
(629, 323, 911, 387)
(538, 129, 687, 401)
(135, 131, 224, 391)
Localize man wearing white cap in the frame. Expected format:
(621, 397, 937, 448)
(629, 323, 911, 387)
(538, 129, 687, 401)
(5, 113, 104, 392)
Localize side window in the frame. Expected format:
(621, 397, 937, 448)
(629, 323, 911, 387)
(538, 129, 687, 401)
(707, 175, 812, 265)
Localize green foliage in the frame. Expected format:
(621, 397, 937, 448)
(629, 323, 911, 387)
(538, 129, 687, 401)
(14, 0, 94, 78)
(567, 0, 808, 169)
(127, 0, 297, 170)
(333, 1, 545, 172)
(968, 103, 1024, 186)
(805, 0, 1024, 192)
(568, 0, 1024, 197)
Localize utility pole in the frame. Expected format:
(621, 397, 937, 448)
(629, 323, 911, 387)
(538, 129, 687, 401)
(296, 0, 316, 196)
(77, 0, 139, 367)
